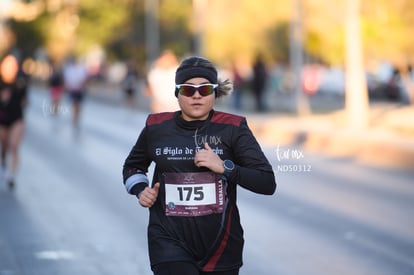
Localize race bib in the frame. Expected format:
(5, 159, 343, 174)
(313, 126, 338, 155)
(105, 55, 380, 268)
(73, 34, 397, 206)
(163, 172, 226, 217)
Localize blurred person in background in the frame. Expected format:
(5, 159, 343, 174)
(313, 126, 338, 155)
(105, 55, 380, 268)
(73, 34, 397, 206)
(251, 53, 268, 112)
(230, 60, 244, 111)
(0, 53, 29, 189)
(122, 60, 139, 109)
(122, 56, 276, 275)
(63, 56, 89, 128)
(48, 61, 64, 116)
(145, 50, 180, 113)
(387, 66, 411, 104)
(404, 64, 414, 104)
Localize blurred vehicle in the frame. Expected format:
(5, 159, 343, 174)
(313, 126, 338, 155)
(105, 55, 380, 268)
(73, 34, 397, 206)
(316, 66, 345, 96)
(302, 64, 323, 96)
(366, 73, 397, 100)
(315, 64, 402, 101)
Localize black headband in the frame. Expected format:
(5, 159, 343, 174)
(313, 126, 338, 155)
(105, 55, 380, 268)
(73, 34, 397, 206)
(175, 61, 218, 97)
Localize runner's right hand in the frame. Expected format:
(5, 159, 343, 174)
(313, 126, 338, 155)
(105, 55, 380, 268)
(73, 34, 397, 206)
(138, 182, 160, 208)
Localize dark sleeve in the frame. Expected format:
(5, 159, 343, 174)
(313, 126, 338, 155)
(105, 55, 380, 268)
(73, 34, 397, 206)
(122, 125, 153, 196)
(227, 118, 276, 195)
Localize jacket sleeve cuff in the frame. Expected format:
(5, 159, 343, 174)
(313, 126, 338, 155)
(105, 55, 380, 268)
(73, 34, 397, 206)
(130, 183, 148, 197)
(124, 173, 149, 197)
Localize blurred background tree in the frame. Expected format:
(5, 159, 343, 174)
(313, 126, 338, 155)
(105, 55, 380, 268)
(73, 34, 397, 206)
(1, 0, 413, 72)
(194, 0, 414, 72)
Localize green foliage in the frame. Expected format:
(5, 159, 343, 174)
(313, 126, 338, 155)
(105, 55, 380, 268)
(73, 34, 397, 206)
(76, 0, 130, 56)
(361, 0, 414, 66)
(158, 0, 193, 56)
(8, 17, 45, 57)
(266, 22, 290, 64)
(4, 0, 414, 68)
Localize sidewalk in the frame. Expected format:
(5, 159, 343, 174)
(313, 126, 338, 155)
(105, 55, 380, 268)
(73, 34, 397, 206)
(244, 103, 414, 171)
(86, 81, 414, 171)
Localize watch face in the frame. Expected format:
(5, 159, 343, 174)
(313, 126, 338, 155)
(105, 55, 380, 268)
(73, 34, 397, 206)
(224, 160, 235, 170)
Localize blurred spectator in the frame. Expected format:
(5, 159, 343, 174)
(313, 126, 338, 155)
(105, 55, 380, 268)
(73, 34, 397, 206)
(0, 53, 29, 189)
(230, 61, 243, 110)
(252, 54, 268, 112)
(408, 64, 414, 80)
(387, 67, 406, 102)
(145, 50, 179, 113)
(122, 61, 139, 109)
(404, 64, 414, 104)
(63, 56, 89, 128)
(397, 66, 412, 105)
(48, 61, 64, 116)
(370, 62, 411, 102)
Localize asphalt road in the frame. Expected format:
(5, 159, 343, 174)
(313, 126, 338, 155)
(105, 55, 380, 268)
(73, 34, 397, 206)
(0, 86, 413, 275)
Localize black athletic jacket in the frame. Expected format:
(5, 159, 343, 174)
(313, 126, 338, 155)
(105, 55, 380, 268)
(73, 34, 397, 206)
(123, 110, 276, 272)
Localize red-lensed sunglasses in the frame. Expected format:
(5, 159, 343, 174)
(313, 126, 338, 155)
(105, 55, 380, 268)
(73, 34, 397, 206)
(175, 83, 218, 97)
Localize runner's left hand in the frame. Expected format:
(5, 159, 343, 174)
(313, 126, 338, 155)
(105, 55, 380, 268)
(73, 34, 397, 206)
(194, 143, 225, 174)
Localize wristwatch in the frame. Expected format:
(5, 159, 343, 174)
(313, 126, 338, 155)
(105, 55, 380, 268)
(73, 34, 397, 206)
(223, 159, 235, 177)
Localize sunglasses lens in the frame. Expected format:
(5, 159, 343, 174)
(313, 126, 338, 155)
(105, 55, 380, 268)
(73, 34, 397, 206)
(198, 85, 214, 96)
(178, 84, 215, 97)
(178, 86, 196, 96)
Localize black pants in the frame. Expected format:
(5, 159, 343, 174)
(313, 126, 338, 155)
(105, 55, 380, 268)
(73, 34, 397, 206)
(152, 261, 239, 275)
